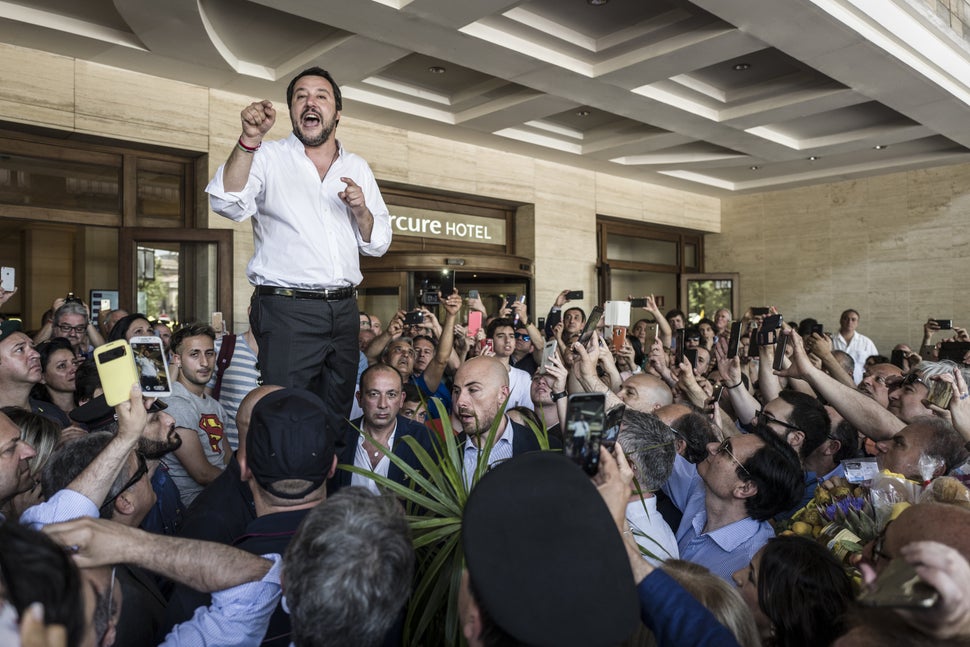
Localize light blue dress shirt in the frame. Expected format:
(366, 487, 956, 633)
(663, 454, 775, 582)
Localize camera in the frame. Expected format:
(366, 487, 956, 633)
(418, 279, 440, 306)
(65, 292, 82, 304)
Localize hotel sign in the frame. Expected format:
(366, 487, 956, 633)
(389, 205, 505, 246)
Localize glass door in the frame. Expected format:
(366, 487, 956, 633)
(120, 228, 232, 330)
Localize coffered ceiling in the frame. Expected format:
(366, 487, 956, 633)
(2, 0, 970, 195)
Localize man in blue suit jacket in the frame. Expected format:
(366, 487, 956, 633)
(330, 363, 434, 495)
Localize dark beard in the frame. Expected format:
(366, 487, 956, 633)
(138, 428, 183, 459)
(292, 112, 337, 147)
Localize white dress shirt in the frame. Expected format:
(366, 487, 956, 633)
(207, 134, 392, 289)
(351, 424, 397, 495)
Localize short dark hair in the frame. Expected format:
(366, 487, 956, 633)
(0, 522, 85, 647)
(670, 412, 718, 464)
(840, 309, 859, 321)
(486, 317, 515, 339)
(563, 306, 586, 323)
(403, 383, 422, 403)
(778, 391, 831, 460)
(41, 432, 133, 519)
(359, 363, 404, 391)
(665, 308, 686, 322)
(742, 428, 804, 521)
(286, 66, 343, 110)
(170, 322, 216, 355)
(285, 488, 414, 647)
(831, 419, 860, 464)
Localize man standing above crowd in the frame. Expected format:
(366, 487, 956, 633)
(207, 65, 392, 431)
(831, 309, 878, 384)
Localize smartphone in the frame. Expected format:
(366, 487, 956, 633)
(924, 379, 953, 409)
(578, 306, 604, 344)
(211, 311, 224, 333)
(711, 383, 724, 404)
(890, 348, 906, 369)
(612, 326, 627, 351)
(566, 290, 584, 301)
(441, 271, 456, 297)
(683, 347, 697, 370)
(810, 323, 824, 337)
(537, 316, 546, 330)
(675, 329, 686, 366)
(565, 392, 606, 476)
(933, 319, 953, 330)
(601, 403, 626, 451)
(858, 558, 939, 608)
(469, 289, 480, 299)
(751, 307, 770, 316)
(727, 321, 742, 359)
(630, 297, 648, 308)
(773, 333, 789, 371)
(129, 336, 173, 397)
(748, 324, 761, 358)
(484, 339, 494, 354)
(95, 339, 139, 407)
(540, 339, 557, 371)
(0, 267, 13, 292)
(404, 311, 425, 326)
(654, 295, 665, 308)
(468, 311, 483, 338)
(938, 341, 970, 364)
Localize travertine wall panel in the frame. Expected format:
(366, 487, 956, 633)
(0, 43, 74, 129)
(706, 164, 970, 353)
(74, 61, 209, 151)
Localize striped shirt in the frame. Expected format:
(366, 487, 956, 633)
(207, 334, 260, 451)
(462, 419, 515, 489)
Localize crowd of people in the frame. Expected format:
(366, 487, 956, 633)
(1, 64, 969, 647)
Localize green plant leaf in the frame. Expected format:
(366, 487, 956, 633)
(339, 463, 458, 517)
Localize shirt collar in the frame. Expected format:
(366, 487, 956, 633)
(463, 416, 513, 452)
(690, 510, 766, 552)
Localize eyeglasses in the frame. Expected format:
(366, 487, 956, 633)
(515, 333, 530, 342)
(99, 452, 148, 514)
(887, 373, 926, 391)
(714, 438, 751, 479)
(756, 409, 803, 434)
(56, 323, 87, 335)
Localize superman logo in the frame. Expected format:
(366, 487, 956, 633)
(199, 414, 225, 453)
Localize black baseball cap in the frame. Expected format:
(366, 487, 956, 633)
(246, 388, 335, 499)
(462, 452, 639, 646)
(70, 394, 167, 427)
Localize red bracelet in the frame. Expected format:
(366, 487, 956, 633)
(237, 137, 261, 153)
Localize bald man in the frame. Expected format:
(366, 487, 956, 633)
(177, 384, 283, 545)
(617, 373, 673, 414)
(453, 357, 552, 487)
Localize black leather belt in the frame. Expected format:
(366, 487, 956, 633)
(256, 286, 356, 300)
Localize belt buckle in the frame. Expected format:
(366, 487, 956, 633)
(278, 288, 296, 298)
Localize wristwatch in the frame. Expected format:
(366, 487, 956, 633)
(551, 391, 568, 402)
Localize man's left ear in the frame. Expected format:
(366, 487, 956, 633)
(735, 480, 758, 500)
(327, 455, 338, 479)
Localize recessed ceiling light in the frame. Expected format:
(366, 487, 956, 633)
(576, 110, 590, 117)
(428, 66, 446, 74)
(749, 165, 759, 171)
(733, 63, 751, 71)
(588, 0, 609, 5)
(873, 144, 888, 150)
(808, 156, 819, 161)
